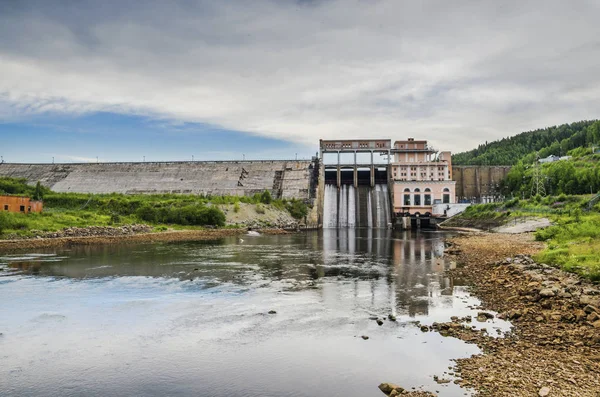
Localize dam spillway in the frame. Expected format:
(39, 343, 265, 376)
(322, 184, 391, 228)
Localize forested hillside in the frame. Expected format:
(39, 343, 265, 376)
(453, 120, 600, 166)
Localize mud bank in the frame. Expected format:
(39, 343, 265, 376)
(0, 227, 290, 252)
(443, 233, 600, 396)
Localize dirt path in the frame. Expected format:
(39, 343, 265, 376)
(492, 217, 552, 234)
(443, 233, 600, 396)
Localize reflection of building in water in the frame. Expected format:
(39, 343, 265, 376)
(391, 232, 455, 316)
(318, 229, 457, 318)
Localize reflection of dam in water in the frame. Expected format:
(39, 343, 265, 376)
(322, 184, 391, 228)
(320, 229, 459, 317)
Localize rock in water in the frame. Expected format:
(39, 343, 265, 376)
(538, 386, 550, 396)
(361, 335, 369, 340)
(268, 310, 277, 314)
(378, 382, 404, 395)
(377, 319, 384, 326)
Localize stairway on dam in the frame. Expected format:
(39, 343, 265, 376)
(0, 160, 317, 200)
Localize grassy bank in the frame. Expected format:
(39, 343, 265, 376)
(447, 194, 600, 281)
(0, 177, 309, 238)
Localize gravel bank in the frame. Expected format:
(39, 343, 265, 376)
(0, 227, 289, 252)
(443, 233, 600, 396)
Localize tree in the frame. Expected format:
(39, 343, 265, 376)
(33, 181, 44, 200)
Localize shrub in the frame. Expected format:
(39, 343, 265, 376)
(260, 190, 272, 204)
(233, 201, 240, 213)
(504, 198, 520, 208)
(285, 199, 308, 220)
(255, 204, 266, 214)
(109, 213, 121, 225)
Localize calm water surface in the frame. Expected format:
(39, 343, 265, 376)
(0, 230, 508, 397)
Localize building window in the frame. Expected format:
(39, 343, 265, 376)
(20, 205, 25, 212)
(424, 194, 431, 205)
(414, 194, 421, 206)
(3, 205, 8, 211)
(443, 187, 450, 204)
(28, 206, 31, 212)
(404, 194, 411, 206)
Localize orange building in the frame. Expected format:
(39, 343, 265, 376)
(0, 196, 43, 214)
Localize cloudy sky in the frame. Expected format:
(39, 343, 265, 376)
(1, 0, 599, 163)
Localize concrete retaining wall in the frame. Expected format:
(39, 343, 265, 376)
(432, 203, 471, 217)
(0, 160, 315, 200)
(452, 165, 511, 202)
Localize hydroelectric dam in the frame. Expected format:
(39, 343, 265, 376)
(318, 139, 392, 228)
(0, 139, 510, 229)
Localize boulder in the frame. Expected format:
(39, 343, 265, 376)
(580, 295, 600, 307)
(539, 289, 555, 298)
(538, 386, 550, 396)
(587, 312, 600, 322)
(583, 305, 598, 314)
(378, 383, 404, 395)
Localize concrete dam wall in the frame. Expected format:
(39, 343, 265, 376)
(0, 160, 318, 200)
(452, 165, 512, 202)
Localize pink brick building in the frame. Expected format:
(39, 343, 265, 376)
(391, 138, 456, 215)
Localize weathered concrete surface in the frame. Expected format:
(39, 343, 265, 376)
(0, 160, 316, 199)
(453, 165, 511, 202)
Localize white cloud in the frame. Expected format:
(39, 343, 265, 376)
(52, 155, 101, 163)
(1, 0, 599, 154)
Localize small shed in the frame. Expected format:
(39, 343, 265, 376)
(0, 195, 43, 214)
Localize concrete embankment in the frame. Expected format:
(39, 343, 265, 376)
(0, 160, 317, 200)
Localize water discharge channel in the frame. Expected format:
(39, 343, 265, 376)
(0, 230, 508, 397)
(323, 185, 392, 228)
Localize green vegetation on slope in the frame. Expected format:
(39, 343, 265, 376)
(0, 177, 310, 237)
(453, 120, 600, 165)
(447, 196, 600, 281)
(0, 177, 51, 199)
(501, 150, 600, 197)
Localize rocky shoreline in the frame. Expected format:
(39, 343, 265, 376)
(443, 233, 600, 396)
(0, 226, 290, 252)
(378, 232, 600, 397)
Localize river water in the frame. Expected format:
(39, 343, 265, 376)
(0, 230, 506, 397)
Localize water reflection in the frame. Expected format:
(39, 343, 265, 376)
(0, 230, 486, 397)
(2, 230, 461, 319)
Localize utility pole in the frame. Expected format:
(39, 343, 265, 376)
(531, 155, 546, 197)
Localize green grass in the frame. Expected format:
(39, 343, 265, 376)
(0, 177, 310, 237)
(534, 213, 600, 281)
(451, 194, 600, 281)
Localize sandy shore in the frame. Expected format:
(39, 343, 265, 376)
(0, 228, 290, 252)
(441, 232, 600, 396)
